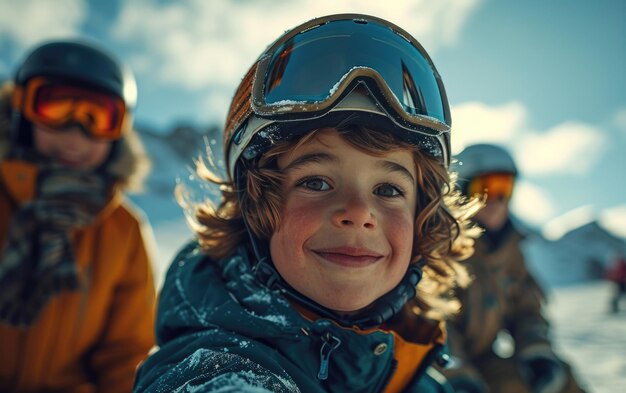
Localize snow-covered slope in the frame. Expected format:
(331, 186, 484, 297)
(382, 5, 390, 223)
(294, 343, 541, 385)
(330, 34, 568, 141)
(522, 221, 626, 289)
(544, 281, 626, 393)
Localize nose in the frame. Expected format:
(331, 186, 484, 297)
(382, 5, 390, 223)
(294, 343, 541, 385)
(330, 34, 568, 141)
(331, 193, 377, 230)
(55, 125, 91, 146)
(61, 125, 84, 135)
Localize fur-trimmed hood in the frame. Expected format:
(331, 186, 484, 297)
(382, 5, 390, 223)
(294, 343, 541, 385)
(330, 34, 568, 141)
(0, 81, 150, 192)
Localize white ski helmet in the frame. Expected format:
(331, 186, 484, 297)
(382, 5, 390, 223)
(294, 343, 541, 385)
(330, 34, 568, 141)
(453, 143, 518, 191)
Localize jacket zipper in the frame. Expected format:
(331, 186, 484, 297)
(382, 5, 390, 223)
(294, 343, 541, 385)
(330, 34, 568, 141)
(317, 332, 341, 380)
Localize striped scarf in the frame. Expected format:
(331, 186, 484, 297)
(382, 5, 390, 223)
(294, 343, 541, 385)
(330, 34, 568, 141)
(0, 167, 107, 326)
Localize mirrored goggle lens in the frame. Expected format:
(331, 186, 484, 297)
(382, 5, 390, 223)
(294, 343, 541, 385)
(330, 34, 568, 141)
(26, 80, 125, 140)
(468, 173, 515, 200)
(259, 19, 448, 125)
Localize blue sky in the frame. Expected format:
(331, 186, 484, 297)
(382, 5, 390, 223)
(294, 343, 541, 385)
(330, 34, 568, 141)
(1, 0, 625, 236)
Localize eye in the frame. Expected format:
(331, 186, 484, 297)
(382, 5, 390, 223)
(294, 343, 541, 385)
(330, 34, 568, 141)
(374, 183, 404, 198)
(297, 177, 331, 191)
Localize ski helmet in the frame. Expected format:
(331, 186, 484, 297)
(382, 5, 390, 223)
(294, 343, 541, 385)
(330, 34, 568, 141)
(224, 13, 452, 182)
(11, 40, 136, 146)
(222, 14, 452, 329)
(453, 143, 518, 192)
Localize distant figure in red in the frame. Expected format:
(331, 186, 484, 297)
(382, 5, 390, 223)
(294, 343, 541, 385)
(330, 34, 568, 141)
(606, 252, 626, 313)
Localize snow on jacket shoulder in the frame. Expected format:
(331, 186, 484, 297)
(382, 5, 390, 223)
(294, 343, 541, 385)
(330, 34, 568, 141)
(135, 242, 450, 393)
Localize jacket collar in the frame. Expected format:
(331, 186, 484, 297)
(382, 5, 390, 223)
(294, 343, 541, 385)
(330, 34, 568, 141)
(160, 243, 446, 391)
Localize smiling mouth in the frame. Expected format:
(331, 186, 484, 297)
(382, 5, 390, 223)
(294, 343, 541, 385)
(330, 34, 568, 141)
(313, 247, 384, 267)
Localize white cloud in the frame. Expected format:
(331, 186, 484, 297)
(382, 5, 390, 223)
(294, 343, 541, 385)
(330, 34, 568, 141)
(613, 107, 626, 133)
(451, 101, 527, 153)
(201, 89, 233, 126)
(542, 205, 595, 241)
(599, 205, 626, 239)
(112, 0, 483, 124)
(515, 122, 607, 176)
(510, 180, 557, 227)
(0, 0, 86, 52)
(451, 101, 608, 177)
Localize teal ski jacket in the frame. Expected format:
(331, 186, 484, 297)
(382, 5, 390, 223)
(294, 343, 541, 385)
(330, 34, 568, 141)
(134, 242, 451, 393)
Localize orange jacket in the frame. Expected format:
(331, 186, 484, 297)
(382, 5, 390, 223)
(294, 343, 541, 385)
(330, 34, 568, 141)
(0, 159, 156, 393)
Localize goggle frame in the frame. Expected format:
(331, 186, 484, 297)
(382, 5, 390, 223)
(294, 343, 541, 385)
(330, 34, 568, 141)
(12, 76, 127, 141)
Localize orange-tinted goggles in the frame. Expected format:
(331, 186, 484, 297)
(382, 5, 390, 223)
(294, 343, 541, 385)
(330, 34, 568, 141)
(467, 172, 515, 201)
(13, 77, 126, 141)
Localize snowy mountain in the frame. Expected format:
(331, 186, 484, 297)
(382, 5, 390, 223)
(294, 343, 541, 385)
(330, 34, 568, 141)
(522, 217, 626, 289)
(128, 124, 222, 284)
(131, 123, 222, 216)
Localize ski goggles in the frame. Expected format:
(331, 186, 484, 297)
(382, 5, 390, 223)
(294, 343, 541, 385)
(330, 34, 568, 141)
(13, 77, 127, 140)
(252, 14, 450, 126)
(227, 14, 451, 176)
(467, 172, 515, 201)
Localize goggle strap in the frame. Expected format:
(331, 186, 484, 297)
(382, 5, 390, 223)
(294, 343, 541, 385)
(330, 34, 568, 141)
(11, 86, 24, 111)
(225, 63, 256, 144)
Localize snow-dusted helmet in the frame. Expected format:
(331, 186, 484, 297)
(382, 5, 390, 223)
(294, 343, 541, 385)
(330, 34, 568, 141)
(224, 13, 451, 182)
(453, 143, 518, 199)
(11, 40, 137, 146)
(223, 14, 452, 329)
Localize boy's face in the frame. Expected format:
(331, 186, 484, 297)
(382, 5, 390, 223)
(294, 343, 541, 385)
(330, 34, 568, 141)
(270, 128, 417, 313)
(33, 124, 112, 169)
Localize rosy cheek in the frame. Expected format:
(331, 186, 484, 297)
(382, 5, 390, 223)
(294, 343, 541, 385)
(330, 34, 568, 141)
(384, 210, 415, 251)
(33, 131, 56, 155)
(283, 194, 326, 222)
(278, 199, 324, 245)
(92, 144, 112, 164)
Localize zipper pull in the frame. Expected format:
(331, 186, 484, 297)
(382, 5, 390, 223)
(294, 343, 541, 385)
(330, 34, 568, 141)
(317, 332, 341, 380)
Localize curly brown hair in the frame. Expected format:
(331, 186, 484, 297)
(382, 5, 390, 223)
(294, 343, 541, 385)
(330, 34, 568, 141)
(179, 125, 482, 317)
